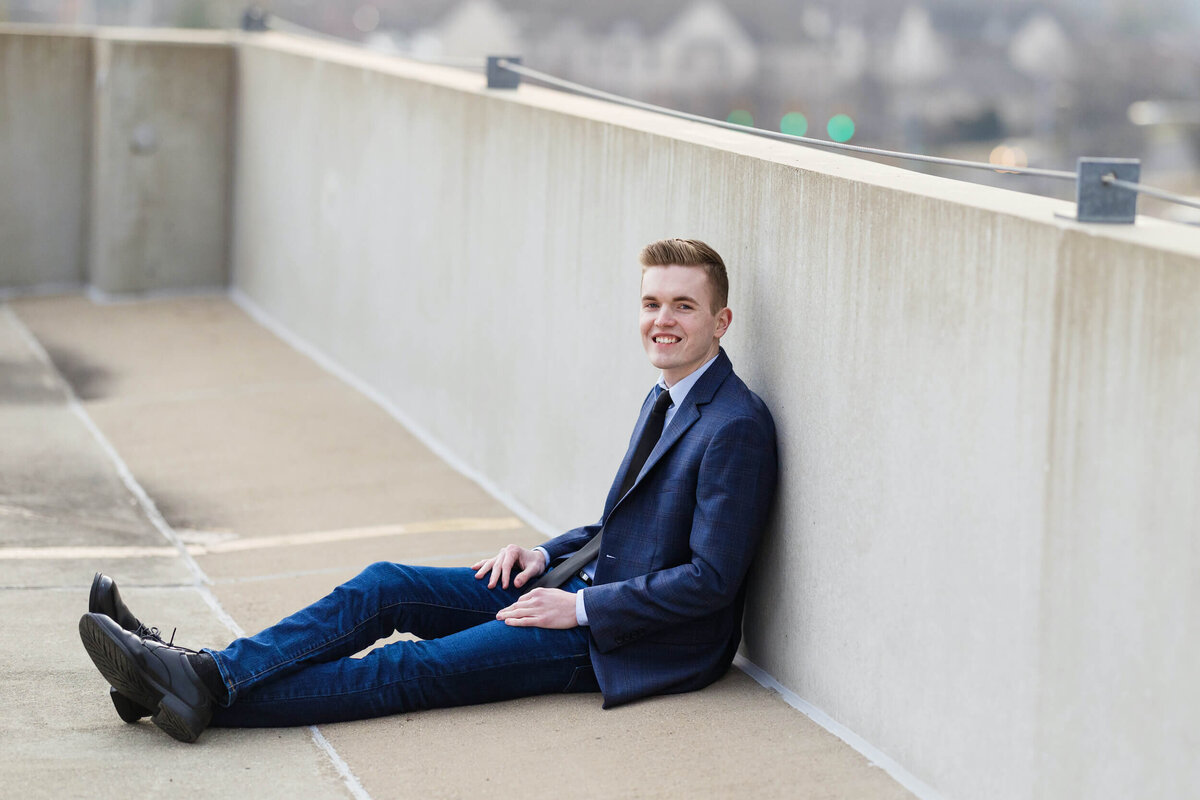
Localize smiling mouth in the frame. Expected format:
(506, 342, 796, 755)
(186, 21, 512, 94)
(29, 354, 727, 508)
(652, 335, 681, 344)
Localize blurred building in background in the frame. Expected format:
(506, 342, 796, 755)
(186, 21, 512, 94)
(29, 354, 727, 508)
(5, 0, 1198, 221)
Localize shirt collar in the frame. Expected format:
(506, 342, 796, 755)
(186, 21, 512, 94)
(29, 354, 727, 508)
(656, 352, 720, 408)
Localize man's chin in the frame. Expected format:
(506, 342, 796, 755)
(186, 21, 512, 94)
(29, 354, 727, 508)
(644, 353, 676, 371)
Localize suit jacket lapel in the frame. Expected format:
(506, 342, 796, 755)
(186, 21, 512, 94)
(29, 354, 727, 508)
(633, 403, 700, 485)
(608, 389, 658, 506)
(612, 349, 733, 505)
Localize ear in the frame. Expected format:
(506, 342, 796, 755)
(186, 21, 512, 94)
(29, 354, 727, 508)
(714, 307, 732, 339)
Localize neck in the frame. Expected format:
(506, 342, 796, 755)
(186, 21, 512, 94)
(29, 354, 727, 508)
(662, 347, 720, 387)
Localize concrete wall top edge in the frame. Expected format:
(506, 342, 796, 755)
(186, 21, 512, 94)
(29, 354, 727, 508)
(0, 22, 97, 38)
(237, 31, 1200, 261)
(0, 23, 231, 46)
(94, 26, 232, 46)
(240, 31, 485, 94)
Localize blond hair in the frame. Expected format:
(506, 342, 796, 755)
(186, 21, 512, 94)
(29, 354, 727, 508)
(638, 238, 729, 312)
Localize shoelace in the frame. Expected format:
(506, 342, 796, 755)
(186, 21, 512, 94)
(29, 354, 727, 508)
(135, 624, 198, 653)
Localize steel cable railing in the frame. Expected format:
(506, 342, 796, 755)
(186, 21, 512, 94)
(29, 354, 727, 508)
(238, 7, 1200, 226)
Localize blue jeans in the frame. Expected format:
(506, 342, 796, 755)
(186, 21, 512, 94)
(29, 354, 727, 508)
(207, 562, 598, 727)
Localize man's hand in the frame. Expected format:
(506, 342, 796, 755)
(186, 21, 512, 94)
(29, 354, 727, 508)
(496, 588, 578, 629)
(471, 544, 546, 590)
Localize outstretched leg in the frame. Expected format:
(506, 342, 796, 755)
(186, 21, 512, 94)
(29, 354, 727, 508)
(80, 562, 595, 739)
(212, 612, 597, 727)
(208, 562, 571, 706)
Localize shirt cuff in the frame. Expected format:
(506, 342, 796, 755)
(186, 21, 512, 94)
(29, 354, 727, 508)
(532, 546, 550, 575)
(575, 588, 589, 626)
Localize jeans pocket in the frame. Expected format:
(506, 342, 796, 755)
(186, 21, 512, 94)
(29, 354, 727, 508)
(562, 663, 600, 694)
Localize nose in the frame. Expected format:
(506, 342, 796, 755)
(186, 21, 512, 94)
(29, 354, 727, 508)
(654, 306, 675, 326)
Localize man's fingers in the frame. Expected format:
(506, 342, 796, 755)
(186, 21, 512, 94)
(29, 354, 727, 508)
(479, 545, 538, 589)
(497, 590, 544, 616)
(496, 599, 536, 623)
(473, 556, 499, 579)
(513, 549, 545, 587)
(496, 595, 530, 616)
(495, 589, 574, 629)
(490, 546, 514, 588)
(512, 562, 536, 588)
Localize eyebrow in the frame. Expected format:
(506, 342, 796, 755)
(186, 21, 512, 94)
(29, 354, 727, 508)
(642, 294, 701, 305)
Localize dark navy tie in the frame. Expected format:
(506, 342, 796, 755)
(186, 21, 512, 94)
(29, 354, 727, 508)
(528, 387, 673, 590)
(616, 386, 674, 499)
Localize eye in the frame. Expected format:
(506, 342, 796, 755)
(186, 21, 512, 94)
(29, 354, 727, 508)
(643, 302, 659, 310)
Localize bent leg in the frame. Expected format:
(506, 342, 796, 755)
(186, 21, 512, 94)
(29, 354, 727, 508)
(209, 563, 523, 703)
(211, 617, 598, 727)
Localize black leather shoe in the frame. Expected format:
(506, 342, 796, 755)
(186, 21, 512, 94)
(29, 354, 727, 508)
(78, 612, 214, 743)
(89, 572, 143, 633)
(89, 573, 155, 723)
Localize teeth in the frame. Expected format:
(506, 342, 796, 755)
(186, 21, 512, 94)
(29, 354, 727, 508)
(654, 336, 679, 344)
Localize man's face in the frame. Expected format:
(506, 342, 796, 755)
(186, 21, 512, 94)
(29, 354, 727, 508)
(640, 265, 732, 386)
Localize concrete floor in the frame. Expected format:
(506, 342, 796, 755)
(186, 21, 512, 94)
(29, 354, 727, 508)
(0, 294, 914, 800)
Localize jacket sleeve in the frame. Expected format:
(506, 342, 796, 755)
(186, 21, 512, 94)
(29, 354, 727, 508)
(536, 522, 603, 564)
(582, 412, 778, 652)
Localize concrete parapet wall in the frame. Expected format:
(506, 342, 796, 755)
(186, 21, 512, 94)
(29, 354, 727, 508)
(0, 28, 92, 287)
(5, 28, 1199, 800)
(89, 29, 233, 292)
(0, 26, 231, 292)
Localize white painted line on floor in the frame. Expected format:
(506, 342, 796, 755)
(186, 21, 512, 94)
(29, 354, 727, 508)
(197, 516, 522, 554)
(0, 545, 180, 560)
(208, 551, 501, 585)
(0, 517, 522, 560)
(734, 654, 943, 800)
(5, 304, 374, 800)
(310, 726, 372, 800)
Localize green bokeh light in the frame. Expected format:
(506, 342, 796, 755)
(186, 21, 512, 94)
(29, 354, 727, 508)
(780, 112, 808, 137)
(726, 109, 754, 127)
(827, 114, 855, 142)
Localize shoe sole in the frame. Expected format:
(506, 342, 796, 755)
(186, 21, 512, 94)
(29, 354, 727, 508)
(88, 573, 103, 615)
(88, 574, 154, 722)
(78, 615, 205, 743)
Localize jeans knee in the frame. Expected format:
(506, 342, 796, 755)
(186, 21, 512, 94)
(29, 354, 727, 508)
(356, 560, 400, 584)
(356, 560, 432, 591)
(363, 560, 392, 573)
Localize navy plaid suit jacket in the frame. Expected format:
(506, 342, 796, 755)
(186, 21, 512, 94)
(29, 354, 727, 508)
(537, 348, 778, 707)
